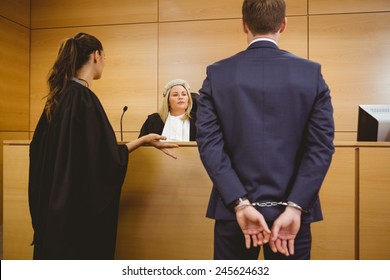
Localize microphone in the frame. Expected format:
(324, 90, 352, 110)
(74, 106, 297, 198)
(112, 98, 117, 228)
(120, 106, 128, 142)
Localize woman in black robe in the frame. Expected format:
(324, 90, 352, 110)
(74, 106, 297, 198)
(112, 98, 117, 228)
(28, 33, 178, 260)
(139, 79, 198, 141)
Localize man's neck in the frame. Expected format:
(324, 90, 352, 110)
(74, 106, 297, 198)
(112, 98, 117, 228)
(247, 33, 280, 45)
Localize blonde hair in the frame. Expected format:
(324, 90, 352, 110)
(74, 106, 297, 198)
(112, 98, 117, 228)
(158, 79, 193, 123)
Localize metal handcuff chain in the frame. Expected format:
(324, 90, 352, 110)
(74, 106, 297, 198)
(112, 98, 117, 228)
(251, 201, 288, 208)
(251, 201, 308, 213)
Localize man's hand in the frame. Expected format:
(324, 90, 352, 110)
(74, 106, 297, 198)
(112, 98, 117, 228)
(269, 206, 301, 256)
(236, 204, 271, 249)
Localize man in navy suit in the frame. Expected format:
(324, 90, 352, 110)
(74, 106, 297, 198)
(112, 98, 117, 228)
(196, 0, 334, 260)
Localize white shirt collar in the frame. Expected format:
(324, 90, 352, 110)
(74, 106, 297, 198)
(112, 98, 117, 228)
(248, 37, 278, 47)
(162, 113, 190, 141)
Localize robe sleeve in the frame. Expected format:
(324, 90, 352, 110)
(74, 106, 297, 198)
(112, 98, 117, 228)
(48, 84, 129, 216)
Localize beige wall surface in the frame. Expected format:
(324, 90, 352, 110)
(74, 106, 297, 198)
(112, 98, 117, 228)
(159, 0, 308, 21)
(310, 0, 390, 14)
(0, 18, 30, 131)
(0, 1, 31, 225)
(31, 0, 158, 28)
(30, 24, 159, 133)
(0, 0, 30, 27)
(24, 0, 390, 140)
(309, 12, 390, 134)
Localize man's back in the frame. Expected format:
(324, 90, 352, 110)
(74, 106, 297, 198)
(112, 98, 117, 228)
(196, 40, 334, 222)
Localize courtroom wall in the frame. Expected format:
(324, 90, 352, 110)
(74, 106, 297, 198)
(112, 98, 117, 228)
(27, 0, 390, 143)
(0, 0, 31, 225)
(1, 0, 390, 225)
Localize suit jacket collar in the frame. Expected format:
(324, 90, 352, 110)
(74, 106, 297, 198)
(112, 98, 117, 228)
(247, 40, 279, 50)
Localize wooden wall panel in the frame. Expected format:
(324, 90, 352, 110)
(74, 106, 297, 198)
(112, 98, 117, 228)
(286, 0, 308, 15)
(1, 133, 29, 226)
(159, 19, 246, 99)
(309, 13, 390, 133)
(115, 132, 139, 143)
(310, 0, 390, 15)
(0, 0, 30, 27)
(159, 0, 242, 22)
(0, 17, 30, 131)
(359, 148, 390, 260)
(159, 0, 307, 22)
(335, 132, 357, 142)
(159, 16, 307, 103)
(31, 0, 157, 28)
(311, 147, 356, 259)
(30, 24, 158, 135)
(280, 15, 307, 58)
(3, 142, 32, 259)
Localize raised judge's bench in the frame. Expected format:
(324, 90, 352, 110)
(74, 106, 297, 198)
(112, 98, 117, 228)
(3, 141, 390, 259)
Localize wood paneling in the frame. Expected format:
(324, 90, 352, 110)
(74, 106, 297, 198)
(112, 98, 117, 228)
(311, 148, 356, 259)
(159, 0, 307, 22)
(0, 17, 30, 131)
(159, 0, 242, 22)
(31, 0, 157, 28)
(0, 0, 30, 27)
(286, 0, 308, 15)
(159, 16, 307, 103)
(30, 24, 158, 134)
(309, 13, 390, 132)
(159, 19, 246, 99)
(6, 141, 381, 260)
(280, 15, 307, 58)
(114, 132, 140, 143)
(335, 132, 357, 142)
(3, 142, 32, 259)
(359, 148, 390, 260)
(310, 0, 390, 15)
(0, 133, 29, 226)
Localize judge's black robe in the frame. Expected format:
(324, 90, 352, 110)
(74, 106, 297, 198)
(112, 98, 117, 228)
(29, 81, 129, 259)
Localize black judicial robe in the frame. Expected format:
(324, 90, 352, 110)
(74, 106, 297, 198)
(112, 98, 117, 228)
(29, 81, 129, 259)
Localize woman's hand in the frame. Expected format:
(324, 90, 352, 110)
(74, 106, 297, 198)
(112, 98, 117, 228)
(144, 134, 179, 159)
(126, 134, 178, 159)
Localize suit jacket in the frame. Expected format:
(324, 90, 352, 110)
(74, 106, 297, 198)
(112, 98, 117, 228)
(139, 112, 197, 141)
(196, 41, 335, 223)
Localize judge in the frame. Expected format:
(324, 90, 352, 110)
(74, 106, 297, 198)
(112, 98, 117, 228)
(139, 79, 197, 141)
(28, 33, 178, 260)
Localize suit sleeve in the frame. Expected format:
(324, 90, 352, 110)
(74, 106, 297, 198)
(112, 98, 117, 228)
(287, 67, 335, 211)
(196, 69, 247, 206)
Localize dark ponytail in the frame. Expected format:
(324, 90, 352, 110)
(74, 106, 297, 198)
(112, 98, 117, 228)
(44, 33, 103, 121)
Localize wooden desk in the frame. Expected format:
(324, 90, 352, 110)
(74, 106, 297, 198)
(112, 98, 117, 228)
(3, 141, 390, 259)
(359, 147, 390, 260)
(115, 143, 214, 259)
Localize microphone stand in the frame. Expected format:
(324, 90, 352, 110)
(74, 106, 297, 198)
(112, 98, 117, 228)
(120, 106, 128, 141)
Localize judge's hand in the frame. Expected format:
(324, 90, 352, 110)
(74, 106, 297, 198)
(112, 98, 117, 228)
(144, 134, 179, 159)
(235, 204, 271, 249)
(269, 206, 301, 256)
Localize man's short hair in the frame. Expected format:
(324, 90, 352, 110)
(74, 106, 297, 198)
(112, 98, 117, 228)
(242, 0, 286, 35)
